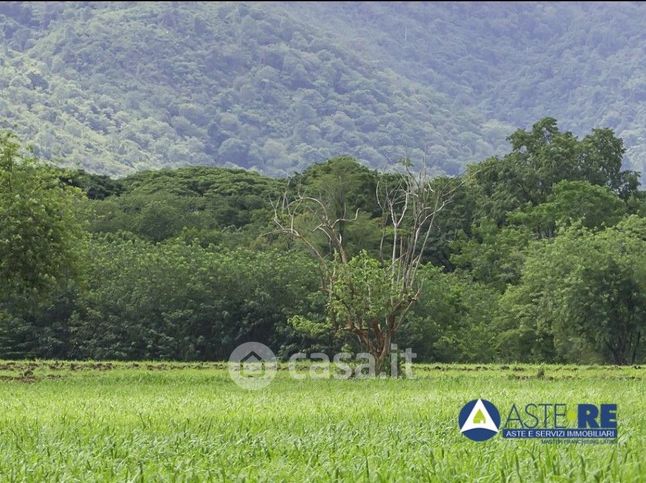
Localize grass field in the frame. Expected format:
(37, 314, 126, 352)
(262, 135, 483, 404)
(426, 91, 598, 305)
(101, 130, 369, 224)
(0, 362, 643, 482)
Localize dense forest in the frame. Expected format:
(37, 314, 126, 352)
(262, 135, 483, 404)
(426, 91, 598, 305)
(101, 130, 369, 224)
(2, 119, 645, 364)
(2, 2, 646, 177)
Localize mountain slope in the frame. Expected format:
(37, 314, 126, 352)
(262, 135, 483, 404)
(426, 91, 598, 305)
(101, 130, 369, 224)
(0, 2, 507, 176)
(282, 2, 646, 173)
(1, 2, 645, 176)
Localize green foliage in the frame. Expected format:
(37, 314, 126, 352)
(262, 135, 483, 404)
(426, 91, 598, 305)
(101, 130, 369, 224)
(451, 221, 531, 291)
(0, 132, 84, 300)
(0, 281, 77, 359)
(421, 176, 475, 269)
(405, 267, 499, 362)
(59, 169, 125, 199)
(497, 218, 646, 364)
(0, 132, 85, 358)
(289, 250, 418, 366)
(288, 157, 383, 258)
(87, 166, 284, 243)
(327, 252, 406, 331)
(68, 236, 320, 360)
(467, 118, 637, 226)
(1, 117, 645, 364)
(293, 157, 380, 217)
(509, 180, 626, 237)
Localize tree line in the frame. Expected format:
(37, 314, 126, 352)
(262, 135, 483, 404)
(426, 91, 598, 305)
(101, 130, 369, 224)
(1, 118, 645, 364)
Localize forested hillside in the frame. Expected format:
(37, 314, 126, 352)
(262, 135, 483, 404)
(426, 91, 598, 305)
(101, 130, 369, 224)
(2, 2, 645, 177)
(2, 120, 645, 363)
(0, 2, 504, 176)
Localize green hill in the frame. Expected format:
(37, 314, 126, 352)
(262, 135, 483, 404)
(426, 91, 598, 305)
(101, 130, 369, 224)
(1, 2, 645, 176)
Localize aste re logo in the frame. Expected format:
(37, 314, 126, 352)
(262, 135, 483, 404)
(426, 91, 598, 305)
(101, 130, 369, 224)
(458, 399, 501, 442)
(460, 399, 619, 442)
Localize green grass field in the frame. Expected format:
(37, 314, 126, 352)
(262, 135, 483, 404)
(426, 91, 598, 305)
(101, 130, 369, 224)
(0, 362, 643, 482)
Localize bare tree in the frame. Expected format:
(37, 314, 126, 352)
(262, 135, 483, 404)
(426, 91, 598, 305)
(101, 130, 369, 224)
(273, 161, 455, 372)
